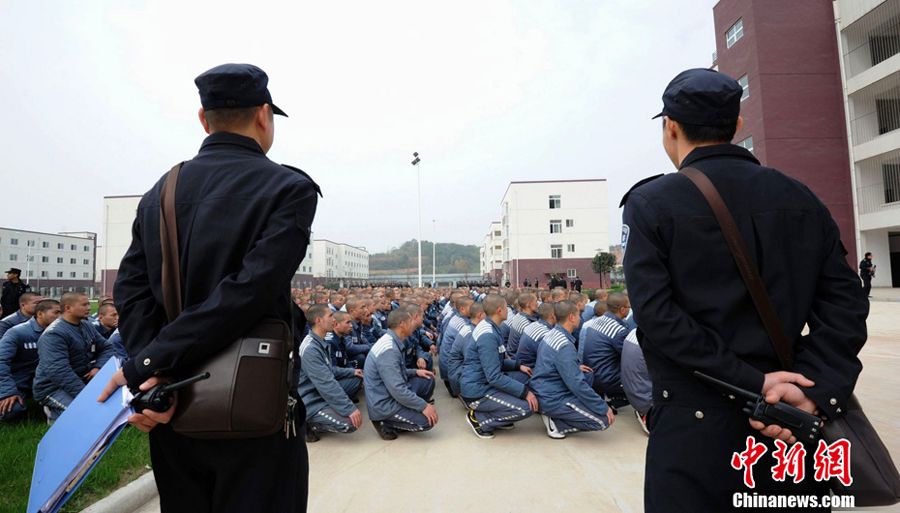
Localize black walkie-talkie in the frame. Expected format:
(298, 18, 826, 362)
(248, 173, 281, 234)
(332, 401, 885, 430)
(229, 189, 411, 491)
(693, 371, 824, 447)
(130, 372, 210, 413)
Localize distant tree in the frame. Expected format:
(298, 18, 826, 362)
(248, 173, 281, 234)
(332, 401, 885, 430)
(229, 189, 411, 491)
(592, 252, 617, 275)
(453, 258, 472, 279)
(370, 239, 480, 273)
(592, 252, 616, 288)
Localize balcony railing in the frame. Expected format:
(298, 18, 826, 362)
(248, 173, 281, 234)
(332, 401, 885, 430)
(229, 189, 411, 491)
(858, 182, 900, 215)
(841, 1, 900, 79)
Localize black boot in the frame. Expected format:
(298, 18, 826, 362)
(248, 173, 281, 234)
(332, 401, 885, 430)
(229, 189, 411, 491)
(305, 423, 320, 443)
(371, 420, 398, 441)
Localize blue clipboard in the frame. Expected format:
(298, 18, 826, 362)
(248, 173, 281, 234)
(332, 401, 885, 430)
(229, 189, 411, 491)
(27, 358, 133, 513)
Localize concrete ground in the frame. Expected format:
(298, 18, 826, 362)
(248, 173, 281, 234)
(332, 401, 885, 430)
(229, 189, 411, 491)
(133, 300, 900, 513)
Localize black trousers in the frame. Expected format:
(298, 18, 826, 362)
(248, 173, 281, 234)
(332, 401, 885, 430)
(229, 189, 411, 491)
(149, 423, 309, 513)
(645, 401, 829, 513)
(862, 276, 872, 296)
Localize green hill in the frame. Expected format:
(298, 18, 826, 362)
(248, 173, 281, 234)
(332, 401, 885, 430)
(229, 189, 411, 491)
(370, 240, 480, 274)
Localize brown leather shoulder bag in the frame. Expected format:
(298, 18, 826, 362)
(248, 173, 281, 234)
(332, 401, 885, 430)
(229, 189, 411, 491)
(159, 162, 294, 439)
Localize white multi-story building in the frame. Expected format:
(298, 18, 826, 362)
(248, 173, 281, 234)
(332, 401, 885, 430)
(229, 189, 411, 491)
(100, 195, 318, 294)
(497, 180, 609, 288)
(479, 246, 485, 276)
(294, 245, 314, 289)
(0, 227, 96, 296)
(836, 0, 900, 287)
(311, 239, 369, 281)
(98, 195, 142, 296)
(480, 221, 503, 283)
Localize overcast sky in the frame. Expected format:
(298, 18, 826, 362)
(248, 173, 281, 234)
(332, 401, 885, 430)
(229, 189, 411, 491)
(1, 0, 718, 253)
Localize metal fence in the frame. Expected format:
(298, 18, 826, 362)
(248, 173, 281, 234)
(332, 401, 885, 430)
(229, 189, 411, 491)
(842, 1, 900, 79)
(858, 182, 900, 214)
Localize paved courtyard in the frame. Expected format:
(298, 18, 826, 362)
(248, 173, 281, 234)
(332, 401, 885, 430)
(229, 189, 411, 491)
(135, 296, 900, 513)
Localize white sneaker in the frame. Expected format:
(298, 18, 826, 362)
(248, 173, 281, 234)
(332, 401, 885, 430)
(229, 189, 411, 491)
(635, 409, 649, 435)
(43, 405, 57, 426)
(541, 414, 566, 439)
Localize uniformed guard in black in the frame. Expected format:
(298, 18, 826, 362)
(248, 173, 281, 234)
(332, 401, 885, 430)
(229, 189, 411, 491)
(623, 68, 868, 512)
(105, 63, 319, 513)
(1, 268, 31, 317)
(859, 252, 874, 298)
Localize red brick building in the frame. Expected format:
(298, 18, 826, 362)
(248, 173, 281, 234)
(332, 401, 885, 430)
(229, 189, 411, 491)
(713, 0, 857, 263)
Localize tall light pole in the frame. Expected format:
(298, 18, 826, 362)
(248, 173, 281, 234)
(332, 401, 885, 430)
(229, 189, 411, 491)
(432, 219, 437, 287)
(411, 152, 423, 287)
(25, 246, 32, 286)
(35, 253, 42, 293)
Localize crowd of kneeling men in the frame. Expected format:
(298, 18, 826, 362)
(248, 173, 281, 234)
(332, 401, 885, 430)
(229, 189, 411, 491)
(0, 286, 653, 441)
(0, 292, 122, 423)
(293, 286, 653, 441)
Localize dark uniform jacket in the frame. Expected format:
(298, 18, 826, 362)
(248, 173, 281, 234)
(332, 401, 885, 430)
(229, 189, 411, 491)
(859, 258, 873, 279)
(1, 281, 30, 320)
(114, 132, 319, 390)
(622, 144, 868, 510)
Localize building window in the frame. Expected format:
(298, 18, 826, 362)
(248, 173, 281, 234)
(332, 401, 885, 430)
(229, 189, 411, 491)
(83, 259, 90, 265)
(9, 238, 18, 246)
(27, 240, 35, 247)
(565, 219, 574, 228)
(26, 255, 34, 262)
(57, 243, 64, 250)
(70, 244, 76, 251)
(41, 256, 49, 263)
(549, 195, 561, 209)
(84, 245, 90, 252)
(567, 244, 576, 253)
(56, 271, 63, 278)
(738, 75, 749, 102)
(57, 257, 63, 264)
(870, 31, 900, 67)
(70, 272, 77, 278)
(494, 245, 501, 250)
(83, 272, 90, 278)
(550, 245, 563, 259)
(876, 99, 900, 135)
(27, 270, 34, 277)
(550, 220, 562, 234)
(41, 271, 47, 278)
(726, 18, 743, 49)
(493, 230, 501, 236)
(41, 241, 49, 248)
(736, 136, 753, 153)
(884, 164, 900, 204)
(70, 258, 77, 264)
(567, 269, 577, 278)
(9, 254, 17, 261)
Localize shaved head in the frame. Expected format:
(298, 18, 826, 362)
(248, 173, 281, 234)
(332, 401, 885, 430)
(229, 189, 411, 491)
(483, 294, 507, 318)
